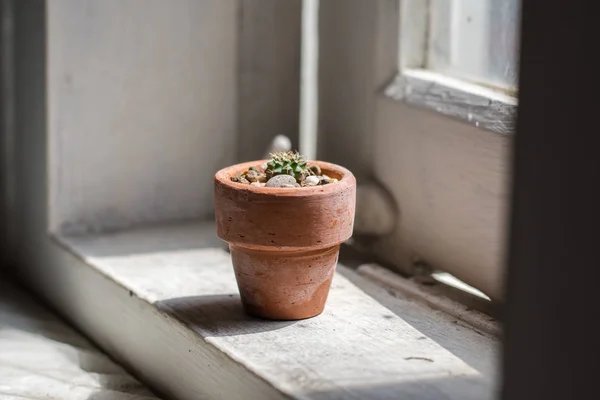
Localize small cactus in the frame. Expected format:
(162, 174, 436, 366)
(229, 150, 337, 187)
(265, 151, 313, 182)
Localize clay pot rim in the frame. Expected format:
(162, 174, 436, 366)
(215, 160, 355, 196)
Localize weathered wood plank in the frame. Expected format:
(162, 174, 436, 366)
(0, 278, 159, 400)
(385, 69, 517, 135)
(58, 221, 498, 400)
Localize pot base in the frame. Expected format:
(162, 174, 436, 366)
(230, 244, 339, 320)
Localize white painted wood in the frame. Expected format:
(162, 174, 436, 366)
(398, 0, 428, 68)
(299, 0, 319, 160)
(318, 0, 399, 179)
(372, 98, 511, 300)
(25, 233, 286, 400)
(44, 221, 499, 400)
(319, 0, 511, 300)
(353, 182, 397, 236)
(0, 279, 159, 400)
(47, 0, 239, 234)
(385, 69, 517, 135)
(395, 2, 517, 134)
(357, 263, 500, 337)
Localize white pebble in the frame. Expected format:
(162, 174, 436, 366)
(250, 182, 266, 187)
(266, 174, 297, 187)
(304, 176, 320, 186)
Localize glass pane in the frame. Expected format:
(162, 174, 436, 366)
(428, 0, 520, 90)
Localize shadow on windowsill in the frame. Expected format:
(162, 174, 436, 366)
(157, 294, 297, 337)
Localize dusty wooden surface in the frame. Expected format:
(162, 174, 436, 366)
(60, 221, 499, 400)
(357, 264, 501, 337)
(0, 278, 159, 400)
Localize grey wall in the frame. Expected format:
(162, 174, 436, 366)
(238, 0, 302, 162)
(371, 100, 510, 301)
(318, 0, 398, 180)
(48, 0, 239, 234)
(5, 0, 302, 268)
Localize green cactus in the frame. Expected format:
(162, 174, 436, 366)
(265, 151, 313, 182)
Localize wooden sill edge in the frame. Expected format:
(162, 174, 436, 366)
(356, 263, 502, 338)
(42, 221, 498, 400)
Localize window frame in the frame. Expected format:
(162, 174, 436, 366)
(387, 0, 518, 135)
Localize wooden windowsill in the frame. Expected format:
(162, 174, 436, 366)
(384, 69, 517, 135)
(53, 221, 498, 400)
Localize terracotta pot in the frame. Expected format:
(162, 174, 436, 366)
(214, 160, 356, 320)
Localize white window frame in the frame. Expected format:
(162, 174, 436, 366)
(385, 0, 518, 135)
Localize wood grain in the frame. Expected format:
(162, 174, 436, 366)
(385, 70, 517, 135)
(0, 278, 159, 400)
(51, 221, 498, 400)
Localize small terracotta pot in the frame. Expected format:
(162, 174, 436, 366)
(214, 160, 356, 320)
